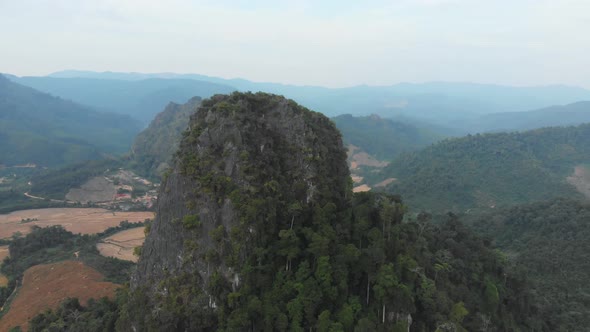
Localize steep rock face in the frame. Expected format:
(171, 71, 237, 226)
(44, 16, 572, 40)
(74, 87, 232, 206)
(130, 92, 350, 329)
(130, 96, 202, 178)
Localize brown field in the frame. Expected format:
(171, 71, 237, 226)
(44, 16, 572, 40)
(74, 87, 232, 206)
(0, 261, 120, 331)
(347, 145, 389, 170)
(0, 208, 154, 239)
(0, 246, 8, 287)
(353, 184, 371, 193)
(351, 175, 364, 184)
(97, 227, 146, 262)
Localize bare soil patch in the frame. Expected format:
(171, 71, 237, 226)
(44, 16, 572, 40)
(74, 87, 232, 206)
(0, 275, 7, 287)
(0, 208, 154, 239)
(353, 184, 371, 193)
(0, 246, 8, 287)
(66, 176, 117, 203)
(0, 261, 120, 331)
(347, 145, 389, 169)
(351, 175, 364, 184)
(567, 165, 590, 199)
(97, 227, 146, 262)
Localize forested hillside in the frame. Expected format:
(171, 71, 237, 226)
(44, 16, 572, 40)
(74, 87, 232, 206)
(468, 199, 590, 331)
(0, 75, 141, 167)
(379, 124, 590, 211)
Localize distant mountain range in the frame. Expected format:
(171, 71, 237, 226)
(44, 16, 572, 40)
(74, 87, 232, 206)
(467, 101, 590, 133)
(0, 74, 141, 167)
(5, 74, 235, 123)
(8, 70, 590, 129)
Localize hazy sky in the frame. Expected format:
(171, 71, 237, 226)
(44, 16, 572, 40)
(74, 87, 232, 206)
(1, 0, 589, 88)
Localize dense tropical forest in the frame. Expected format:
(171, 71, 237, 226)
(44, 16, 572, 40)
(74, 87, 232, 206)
(377, 124, 590, 211)
(467, 199, 590, 331)
(23, 193, 548, 332)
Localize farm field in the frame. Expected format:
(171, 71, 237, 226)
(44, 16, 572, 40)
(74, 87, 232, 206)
(0, 260, 120, 331)
(97, 227, 146, 262)
(0, 208, 153, 239)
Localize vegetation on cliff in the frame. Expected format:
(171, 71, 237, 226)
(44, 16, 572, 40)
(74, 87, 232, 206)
(117, 93, 546, 331)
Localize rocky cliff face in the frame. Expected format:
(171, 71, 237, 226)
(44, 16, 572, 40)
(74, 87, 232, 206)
(130, 96, 202, 178)
(129, 92, 350, 330)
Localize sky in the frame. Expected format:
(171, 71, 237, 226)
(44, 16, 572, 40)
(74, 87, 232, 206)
(1, 0, 589, 88)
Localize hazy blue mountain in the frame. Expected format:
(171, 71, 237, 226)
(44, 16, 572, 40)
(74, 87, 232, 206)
(0, 74, 141, 167)
(48, 70, 590, 124)
(7, 75, 236, 123)
(468, 101, 590, 133)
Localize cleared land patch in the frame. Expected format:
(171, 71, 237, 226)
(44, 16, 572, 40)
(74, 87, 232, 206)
(353, 184, 371, 193)
(0, 208, 153, 239)
(374, 178, 397, 188)
(97, 227, 146, 262)
(347, 145, 389, 169)
(0, 260, 119, 331)
(568, 166, 590, 200)
(65, 176, 117, 203)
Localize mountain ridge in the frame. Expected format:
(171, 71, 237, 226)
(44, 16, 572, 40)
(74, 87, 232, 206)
(0, 74, 141, 167)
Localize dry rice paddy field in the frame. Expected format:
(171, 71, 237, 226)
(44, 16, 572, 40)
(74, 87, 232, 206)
(0, 261, 119, 331)
(97, 227, 146, 262)
(0, 208, 154, 239)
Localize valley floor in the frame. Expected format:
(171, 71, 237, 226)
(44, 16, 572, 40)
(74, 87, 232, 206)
(0, 208, 153, 239)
